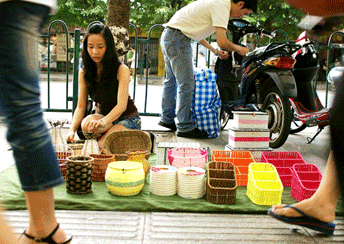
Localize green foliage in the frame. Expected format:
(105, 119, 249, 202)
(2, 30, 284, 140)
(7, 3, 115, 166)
(129, 0, 192, 28)
(245, 0, 304, 40)
(48, 0, 108, 29)
(49, 0, 305, 40)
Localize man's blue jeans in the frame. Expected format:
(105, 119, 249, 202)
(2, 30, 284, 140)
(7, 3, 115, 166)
(160, 28, 196, 132)
(0, 2, 64, 191)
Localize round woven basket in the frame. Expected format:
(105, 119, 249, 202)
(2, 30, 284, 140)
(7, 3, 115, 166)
(66, 156, 94, 194)
(89, 149, 115, 182)
(104, 130, 151, 161)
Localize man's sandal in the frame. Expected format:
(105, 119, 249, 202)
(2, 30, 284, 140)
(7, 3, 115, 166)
(22, 224, 73, 244)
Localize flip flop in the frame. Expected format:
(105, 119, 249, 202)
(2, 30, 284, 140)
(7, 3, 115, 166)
(268, 204, 335, 235)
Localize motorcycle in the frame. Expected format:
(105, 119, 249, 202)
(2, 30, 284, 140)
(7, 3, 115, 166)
(290, 32, 344, 143)
(216, 19, 300, 148)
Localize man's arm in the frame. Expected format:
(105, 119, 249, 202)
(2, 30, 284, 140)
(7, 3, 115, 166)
(216, 27, 249, 56)
(198, 39, 229, 59)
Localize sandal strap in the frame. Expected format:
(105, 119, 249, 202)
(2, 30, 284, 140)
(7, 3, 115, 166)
(23, 224, 60, 244)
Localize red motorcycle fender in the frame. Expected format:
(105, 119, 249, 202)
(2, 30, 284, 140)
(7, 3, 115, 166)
(263, 70, 297, 98)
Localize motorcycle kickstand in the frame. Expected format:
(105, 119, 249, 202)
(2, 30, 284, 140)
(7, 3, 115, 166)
(307, 126, 324, 144)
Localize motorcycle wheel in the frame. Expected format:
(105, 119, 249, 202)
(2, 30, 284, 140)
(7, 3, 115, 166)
(262, 85, 292, 148)
(220, 109, 231, 130)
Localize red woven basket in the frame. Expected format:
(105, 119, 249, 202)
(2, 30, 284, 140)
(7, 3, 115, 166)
(261, 151, 306, 186)
(56, 151, 73, 180)
(291, 163, 322, 202)
(89, 149, 115, 181)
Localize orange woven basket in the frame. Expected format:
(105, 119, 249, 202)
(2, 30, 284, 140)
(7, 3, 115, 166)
(89, 149, 115, 181)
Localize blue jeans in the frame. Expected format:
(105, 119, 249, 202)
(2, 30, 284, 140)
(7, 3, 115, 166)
(115, 116, 141, 130)
(160, 28, 196, 132)
(0, 2, 64, 191)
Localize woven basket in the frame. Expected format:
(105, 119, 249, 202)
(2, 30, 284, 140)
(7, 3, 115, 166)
(206, 161, 237, 204)
(68, 141, 84, 156)
(90, 149, 115, 182)
(66, 156, 94, 194)
(56, 151, 73, 180)
(104, 130, 151, 161)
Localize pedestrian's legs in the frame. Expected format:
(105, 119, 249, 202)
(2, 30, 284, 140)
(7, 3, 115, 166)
(160, 28, 195, 132)
(271, 151, 339, 223)
(330, 72, 344, 208)
(0, 205, 17, 244)
(160, 30, 177, 124)
(24, 189, 68, 243)
(0, 2, 70, 243)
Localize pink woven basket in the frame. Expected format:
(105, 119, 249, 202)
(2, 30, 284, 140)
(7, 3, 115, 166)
(291, 163, 322, 202)
(167, 147, 207, 168)
(261, 151, 306, 186)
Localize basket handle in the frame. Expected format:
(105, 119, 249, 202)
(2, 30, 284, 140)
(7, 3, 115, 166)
(100, 149, 110, 155)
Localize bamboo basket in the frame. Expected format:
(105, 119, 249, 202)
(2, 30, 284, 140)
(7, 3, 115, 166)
(104, 130, 151, 161)
(66, 156, 94, 194)
(89, 149, 115, 181)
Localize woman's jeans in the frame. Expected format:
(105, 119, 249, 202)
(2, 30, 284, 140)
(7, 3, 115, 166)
(0, 2, 64, 191)
(160, 28, 196, 132)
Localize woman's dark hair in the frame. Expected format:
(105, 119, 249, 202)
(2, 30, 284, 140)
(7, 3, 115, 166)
(81, 22, 121, 99)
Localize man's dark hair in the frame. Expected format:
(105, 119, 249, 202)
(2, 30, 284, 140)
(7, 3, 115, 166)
(233, 0, 258, 13)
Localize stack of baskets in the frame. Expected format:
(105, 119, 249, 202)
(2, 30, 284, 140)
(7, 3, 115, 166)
(104, 130, 151, 161)
(211, 150, 255, 186)
(89, 149, 115, 181)
(206, 161, 237, 204)
(178, 167, 206, 199)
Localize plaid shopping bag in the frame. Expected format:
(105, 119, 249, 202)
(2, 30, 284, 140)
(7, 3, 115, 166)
(191, 68, 222, 138)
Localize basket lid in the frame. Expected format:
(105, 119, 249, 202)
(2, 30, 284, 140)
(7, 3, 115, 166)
(151, 165, 178, 174)
(108, 161, 143, 171)
(178, 167, 205, 176)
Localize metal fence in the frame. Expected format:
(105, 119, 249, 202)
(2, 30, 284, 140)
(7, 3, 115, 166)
(40, 21, 343, 115)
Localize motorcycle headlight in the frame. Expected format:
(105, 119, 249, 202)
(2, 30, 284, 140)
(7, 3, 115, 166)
(264, 57, 296, 69)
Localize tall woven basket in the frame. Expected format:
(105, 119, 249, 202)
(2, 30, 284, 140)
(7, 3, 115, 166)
(89, 149, 115, 181)
(104, 130, 151, 161)
(66, 156, 94, 194)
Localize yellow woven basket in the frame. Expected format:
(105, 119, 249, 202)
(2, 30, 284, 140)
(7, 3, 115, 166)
(105, 161, 145, 196)
(246, 163, 283, 206)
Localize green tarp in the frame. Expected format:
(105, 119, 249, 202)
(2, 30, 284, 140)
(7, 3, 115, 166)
(0, 154, 307, 213)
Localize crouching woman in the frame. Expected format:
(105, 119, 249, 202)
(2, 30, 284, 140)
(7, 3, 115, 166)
(66, 22, 140, 149)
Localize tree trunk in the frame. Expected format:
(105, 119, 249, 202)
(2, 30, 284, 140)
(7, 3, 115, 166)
(107, 0, 130, 62)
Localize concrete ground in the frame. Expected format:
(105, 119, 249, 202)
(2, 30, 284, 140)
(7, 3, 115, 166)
(0, 74, 343, 243)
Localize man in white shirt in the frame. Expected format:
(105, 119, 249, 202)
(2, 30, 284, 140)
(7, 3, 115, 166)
(159, 0, 257, 138)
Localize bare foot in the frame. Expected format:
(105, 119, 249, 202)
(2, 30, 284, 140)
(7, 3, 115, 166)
(271, 198, 336, 223)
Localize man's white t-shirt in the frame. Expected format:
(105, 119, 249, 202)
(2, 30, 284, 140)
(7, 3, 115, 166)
(164, 0, 231, 42)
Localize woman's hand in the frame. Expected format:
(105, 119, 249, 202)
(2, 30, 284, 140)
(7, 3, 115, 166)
(66, 130, 75, 143)
(83, 119, 106, 132)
